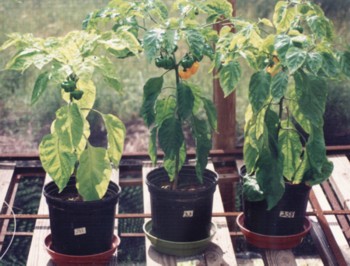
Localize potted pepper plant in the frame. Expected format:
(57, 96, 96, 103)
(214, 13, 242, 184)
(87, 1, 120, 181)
(84, 0, 233, 255)
(215, 0, 350, 248)
(0, 28, 141, 257)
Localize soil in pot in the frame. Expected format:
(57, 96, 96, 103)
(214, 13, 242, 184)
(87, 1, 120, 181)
(44, 177, 121, 256)
(146, 166, 217, 242)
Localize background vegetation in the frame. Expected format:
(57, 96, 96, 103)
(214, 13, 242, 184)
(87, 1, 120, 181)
(0, 0, 349, 154)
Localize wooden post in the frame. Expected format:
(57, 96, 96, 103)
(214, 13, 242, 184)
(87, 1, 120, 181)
(213, 0, 237, 150)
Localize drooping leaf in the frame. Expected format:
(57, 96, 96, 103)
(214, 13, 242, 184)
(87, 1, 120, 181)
(31, 71, 50, 105)
(248, 71, 271, 113)
(293, 71, 327, 127)
(255, 109, 284, 209)
(307, 15, 334, 41)
(76, 144, 112, 201)
(306, 52, 323, 75)
(321, 52, 340, 77)
(177, 82, 194, 120)
(143, 29, 165, 62)
(192, 117, 212, 183)
(6, 48, 44, 72)
(39, 133, 76, 192)
(274, 34, 291, 62)
(163, 143, 186, 182)
(271, 71, 288, 102)
(163, 29, 179, 54)
(95, 56, 123, 92)
(219, 61, 242, 97)
(202, 98, 217, 131)
(148, 127, 158, 166)
(285, 47, 307, 74)
(242, 173, 265, 202)
(185, 29, 205, 60)
(155, 97, 176, 126)
(54, 103, 84, 150)
(140, 77, 164, 127)
(102, 114, 126, 167)
(158, 117, 184, 158)
(278, 121, 303, 181)
(340, 51, 350, 78)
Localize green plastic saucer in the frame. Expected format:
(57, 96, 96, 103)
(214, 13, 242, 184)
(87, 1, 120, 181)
(143, 220, 217, 256)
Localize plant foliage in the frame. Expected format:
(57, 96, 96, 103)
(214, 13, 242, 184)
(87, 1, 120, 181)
(84, 0, 233, 187)
(216, 0, 350, 209)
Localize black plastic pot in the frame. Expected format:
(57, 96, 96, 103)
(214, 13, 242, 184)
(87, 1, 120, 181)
(146, 166, 217, 242)
(44, 178, 121, 255)
(240, 166, 311, 236)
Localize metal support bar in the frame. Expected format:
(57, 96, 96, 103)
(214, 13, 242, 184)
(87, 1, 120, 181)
(309, 189, 348, 266)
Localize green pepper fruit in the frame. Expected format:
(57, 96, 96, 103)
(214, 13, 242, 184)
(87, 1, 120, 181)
(70, 90, 84, 100)
(61, 80, 76, 92)
(181, 54, 195, 69)
(155, 56, 175, 70)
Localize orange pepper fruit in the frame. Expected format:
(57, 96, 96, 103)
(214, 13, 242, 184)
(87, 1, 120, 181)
(189, 61, 200, 75)
(178, 69, 192, 79)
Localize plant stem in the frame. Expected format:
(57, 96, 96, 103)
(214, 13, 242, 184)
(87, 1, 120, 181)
(172, 54, 180, 190)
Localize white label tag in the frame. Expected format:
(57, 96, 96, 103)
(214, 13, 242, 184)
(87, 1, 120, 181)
(74, 227, 87, 236)
(183, 210, 194, 218)
(279, 211, 295, 218)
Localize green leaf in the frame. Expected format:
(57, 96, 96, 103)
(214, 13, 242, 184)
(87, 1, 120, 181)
(75, 79, 97, 118)
(158, 117, 184, 158)
(163, 143, 186, 182)
(273, 1, 288, 28)
(203, 0, 233, 18)
(100, 29, 141, 58)
(192, 117, 212, 183)
(274, 34, 291, 61)
(249, 71, 271, 113)
(143, 29, 165, 62)
(285, 47, 307, 74)
(148, 127, 158, 166)
(278, 122, 303, 181)
(340, 51, 350, 78)
(31, 71, 50, 105)
(39, 133, 76, 192)
(141, 77, 164, 127)
(95, 56, 123, 92)
(273, 2, 296, 33)
(185, 29, 205, 60)
(6, 48, 42, 72)
(306, 52, 323, 75)
(202, 98, 217, 131)
(219, 61, 242, 97)
(306, 126, 327, 173)
(54, 103, 84, 150)
(293, 71, 327, 127)
(76, 144, 112, 201)
(255, 109, 284, 209)
(155, 97, 176, 126)
(307, 15, 334, 41)
(242, 173, 265, 202)
(271, 71, 288, 102)
(177, 82, 194, 120)
(102, 114, 126, 167)
(163, 29, 179, 54)
(321, 52, 339, 77)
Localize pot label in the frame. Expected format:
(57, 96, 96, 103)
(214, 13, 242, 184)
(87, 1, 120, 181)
(183, 210, 194, 218)
(74, 227, 87, 236)
(279, 211, 295, 218)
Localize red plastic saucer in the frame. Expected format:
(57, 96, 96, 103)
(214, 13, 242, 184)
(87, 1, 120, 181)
(236, 213, 311, 249)
(44, 234, 120, 265)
